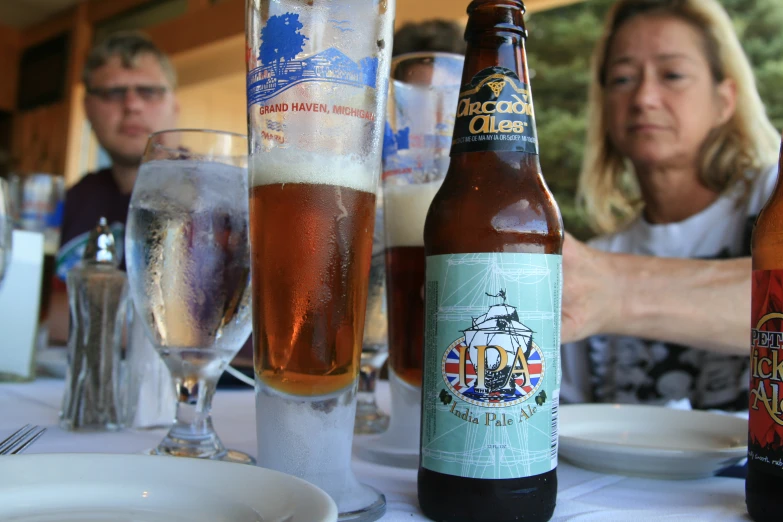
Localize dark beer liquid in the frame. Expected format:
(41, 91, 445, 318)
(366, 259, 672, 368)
(747, 144, 783, 522)
(418, 2, 562, 521)
(385, 245, 425, 387)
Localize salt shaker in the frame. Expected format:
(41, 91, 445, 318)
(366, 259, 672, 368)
(60, 217, 129, 431)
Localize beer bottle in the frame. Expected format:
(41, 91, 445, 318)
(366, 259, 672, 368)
(419, 1, 562, 521)
(747, 142, 783, 522)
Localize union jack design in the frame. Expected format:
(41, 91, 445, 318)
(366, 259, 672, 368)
(442, 337, 544, 407)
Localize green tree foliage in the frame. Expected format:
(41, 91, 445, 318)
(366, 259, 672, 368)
(525, 0, 783, 240)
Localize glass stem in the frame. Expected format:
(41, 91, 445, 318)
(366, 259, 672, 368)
(354, 362, 389, 435)
(356, 362, 380, 413)
(156, 373, 226, 458)
(172, 375, 216, 437)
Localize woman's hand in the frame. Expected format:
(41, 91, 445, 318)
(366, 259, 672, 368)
(561, 232, 622, 344)
(561, 232, 751, 355)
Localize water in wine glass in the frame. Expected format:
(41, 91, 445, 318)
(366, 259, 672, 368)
(125, 159, 251, 381)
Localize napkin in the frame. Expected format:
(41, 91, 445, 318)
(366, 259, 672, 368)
(125, 312, 176, 428)
(0, 230, 43, 380)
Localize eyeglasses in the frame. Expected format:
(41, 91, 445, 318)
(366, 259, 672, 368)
(86, 85, 168, 103)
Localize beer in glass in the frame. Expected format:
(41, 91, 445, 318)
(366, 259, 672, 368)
(246, 1, 394, 519)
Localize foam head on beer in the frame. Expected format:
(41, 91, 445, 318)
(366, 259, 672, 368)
(250, 151, 378, 194)
(383, 182, 441, 248)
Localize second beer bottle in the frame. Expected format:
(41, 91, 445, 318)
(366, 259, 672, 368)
(746, 140, 783, 522)
(418, 1, 563, 521)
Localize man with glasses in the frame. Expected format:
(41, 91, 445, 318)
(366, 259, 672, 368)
(49, 31, 179, 344)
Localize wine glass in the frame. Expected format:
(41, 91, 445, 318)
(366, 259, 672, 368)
(355, 192, 390, 435)
(354, 52, 464, 468)
(0, 179, 12, 287)
(125, 129, 253, 464)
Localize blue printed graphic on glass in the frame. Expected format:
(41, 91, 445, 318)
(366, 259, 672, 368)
(382, 124, 412, 164)
(383, 124, 410, 155)
(247, 13, 379, 105)
(382, 122, 396, 162)
(328, 19, 353, 33)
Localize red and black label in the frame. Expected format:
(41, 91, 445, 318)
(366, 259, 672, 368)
(749, 269, 783, 477)
(450, 67, 539, 156)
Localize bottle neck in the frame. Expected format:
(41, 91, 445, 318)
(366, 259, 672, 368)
(461, 1, 530, 86)
(460, 34, 530, 89)
(447, 1, 539, 162)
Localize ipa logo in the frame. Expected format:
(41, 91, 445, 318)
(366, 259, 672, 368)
(441, 290, 544, 408)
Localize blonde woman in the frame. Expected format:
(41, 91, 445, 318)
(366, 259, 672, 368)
(560, 0, 779, 410)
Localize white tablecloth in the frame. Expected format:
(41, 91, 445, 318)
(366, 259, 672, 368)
(0, 378, 749, 521)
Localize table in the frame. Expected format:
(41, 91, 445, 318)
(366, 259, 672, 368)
(0, 377, 750, 521)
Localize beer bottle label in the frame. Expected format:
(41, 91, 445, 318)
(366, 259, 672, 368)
(450, 67, 539, 156)
(749, 269, 783, 477)
(421, 253, 561, 479)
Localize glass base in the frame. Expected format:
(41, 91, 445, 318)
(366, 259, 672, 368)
(338, 483, 386, 522)
(256, 382, 386, 521)
(354, 402, 389, 435)
(353, 434, 418, 469)
(354, 370, 420, 469)
(145, 446, 255, 465)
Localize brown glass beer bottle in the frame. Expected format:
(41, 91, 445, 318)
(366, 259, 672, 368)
(747, 141, 783, 522)
(418, 1, 563, 521)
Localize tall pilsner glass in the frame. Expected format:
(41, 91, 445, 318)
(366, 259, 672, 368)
(125, 129, 253, 464)
(246, 1, 394, 521)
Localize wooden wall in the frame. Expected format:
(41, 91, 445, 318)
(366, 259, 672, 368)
(11, 103, 69, 175)
(174, 34, 246, 137)
(396, 0, 586, 26)
(7, 0, 245, 184)
(8, 0, 586, 185)
(0, 25, 20, 113)
(177, 73, 247, 136)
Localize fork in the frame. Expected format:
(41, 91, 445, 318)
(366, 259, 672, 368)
(0, 424, 47, 455)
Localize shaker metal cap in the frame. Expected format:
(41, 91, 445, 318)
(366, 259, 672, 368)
(82, 217, 118, 265)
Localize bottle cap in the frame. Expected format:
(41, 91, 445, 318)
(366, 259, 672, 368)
(82, 217, 118, 266)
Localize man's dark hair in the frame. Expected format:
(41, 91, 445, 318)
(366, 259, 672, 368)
(83, 31, 176, 88)
(392, 20, 467, 57)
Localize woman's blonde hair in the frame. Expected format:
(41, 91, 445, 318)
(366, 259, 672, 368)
(579, 0, 780, 235)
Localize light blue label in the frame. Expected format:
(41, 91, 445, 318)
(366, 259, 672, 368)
(421, 253, 562, 479)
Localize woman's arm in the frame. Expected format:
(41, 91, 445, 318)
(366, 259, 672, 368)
(562, 233, 751, 355)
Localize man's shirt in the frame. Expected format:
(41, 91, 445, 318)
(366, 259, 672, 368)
(56, 169, 131, 280)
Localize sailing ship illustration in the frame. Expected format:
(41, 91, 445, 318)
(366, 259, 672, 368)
(461, 290, 535, 402)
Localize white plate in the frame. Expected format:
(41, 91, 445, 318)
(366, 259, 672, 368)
(558, 404, 748, 480)
(0, 453, 337, 522)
